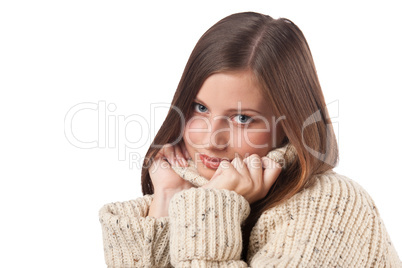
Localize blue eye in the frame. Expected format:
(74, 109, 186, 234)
(234, 114, 253, 124)
(194, 103, 208, 113)
(192, 102, 254, 126)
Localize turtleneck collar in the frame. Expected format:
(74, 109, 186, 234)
(170, 159, 210, 187)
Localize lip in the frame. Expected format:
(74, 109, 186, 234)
(199, 154, 230, 169)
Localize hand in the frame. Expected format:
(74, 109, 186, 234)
(149, 141, 194, 196)
(201, 154, 282, 204)
(148, 141, 194, 218)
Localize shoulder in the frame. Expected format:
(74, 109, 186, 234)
(251, 170, 384, 249)
(266, 170, 375, 215)
(248, 171, 402, 266)
(302, 169, 371, 199)
(261, 170, 379, 220)
(306, 170, 378, 213)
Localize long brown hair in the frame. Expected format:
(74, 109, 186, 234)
(140, 11, 339, 261)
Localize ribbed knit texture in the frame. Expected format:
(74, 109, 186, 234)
(169, 187, 250, 267)
(246, 171, 401, 267)
(99, 194, 171, 267)
(99, 160, 402, 267)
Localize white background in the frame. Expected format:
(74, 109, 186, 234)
(0, 0, 401, 266)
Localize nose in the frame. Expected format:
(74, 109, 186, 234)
(202, 115, 230, 150)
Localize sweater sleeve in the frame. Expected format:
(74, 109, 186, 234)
(99, 194, 172, 267)
(246, 172, 402, 267)
(168, 187, 251, 267)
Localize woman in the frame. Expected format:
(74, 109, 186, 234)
(99, 12, 401, 267)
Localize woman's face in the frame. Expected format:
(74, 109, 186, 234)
(182, 69, 285, 180)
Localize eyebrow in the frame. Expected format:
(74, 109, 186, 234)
(194, 98, 263, 114)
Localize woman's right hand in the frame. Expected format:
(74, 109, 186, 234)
(149, 141, 194, 197)
(148, 141, 194, 218)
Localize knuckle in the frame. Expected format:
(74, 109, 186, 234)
(164, 143, 172, 148)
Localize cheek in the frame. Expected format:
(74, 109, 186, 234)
(183, 118, 209, 144)
(237, 129, 272, 155)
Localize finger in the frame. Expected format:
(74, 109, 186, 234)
(179, 141, 191, 160)
(262, 157, 282, 190)
(174, 143, 188, 167)
(210, 159, 231, 180)
(164, 143, 179, 166)
(159, 158, 172, 170)
(210, 166, 223, 181)
(262, 156, 283, 169)
(231, 154, 250, 178)
(155, 146, 164, 159)
(244, 154, 263, 183)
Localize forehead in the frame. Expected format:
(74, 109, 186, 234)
(196, 70, 269, 114)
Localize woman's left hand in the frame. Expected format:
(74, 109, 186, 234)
(201, 154, 282, 204)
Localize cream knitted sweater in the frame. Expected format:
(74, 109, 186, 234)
(99, 161, 402, 267)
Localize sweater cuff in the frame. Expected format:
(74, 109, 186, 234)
(168, 187, 250, 266)
(99, 195, 170, 267)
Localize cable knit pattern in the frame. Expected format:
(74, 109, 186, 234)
(99, 163, 402, 267)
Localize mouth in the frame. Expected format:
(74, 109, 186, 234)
(199, 154, 231, 169)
